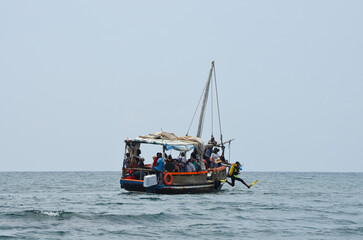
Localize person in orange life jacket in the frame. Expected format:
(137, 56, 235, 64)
(225, 161, 251, 188)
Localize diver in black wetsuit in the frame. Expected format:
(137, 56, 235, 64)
(225, 161, 250, 188)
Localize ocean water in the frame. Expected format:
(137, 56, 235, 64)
(0, 172, 362, 240)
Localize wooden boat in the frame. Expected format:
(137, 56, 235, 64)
(120, 61, 231, 194)
(121, 166, 227, 194)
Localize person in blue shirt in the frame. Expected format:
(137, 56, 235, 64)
(154, 152, 164, 181)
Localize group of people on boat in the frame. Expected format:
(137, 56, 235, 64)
(163, 154, 201, 172)
(124, 148, 223, 175)
(122, 136, 253, 189)
(125, 151, 203, 174)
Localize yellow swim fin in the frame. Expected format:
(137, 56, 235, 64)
(219, 179, 227, 182)
(249, 180, 258, 187)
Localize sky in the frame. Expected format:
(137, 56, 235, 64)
(0, 0, 362, 172)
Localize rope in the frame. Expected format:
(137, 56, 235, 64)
(228, 141, 231, 162)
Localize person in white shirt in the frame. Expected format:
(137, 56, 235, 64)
(210, 148, 220, 168)
(178, 152, 187, 172)
(187, 159, 196, 172)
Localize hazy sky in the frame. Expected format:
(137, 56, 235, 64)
(1, 1, 362, 172)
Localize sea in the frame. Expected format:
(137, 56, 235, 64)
(0, 172, 362, 240)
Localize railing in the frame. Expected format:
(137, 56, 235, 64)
(122, 167, 154, 180)
(122, 165, 227, 184)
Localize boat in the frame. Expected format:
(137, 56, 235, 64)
(120, 61, 232, 194)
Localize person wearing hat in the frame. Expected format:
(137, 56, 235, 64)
(225, 161, 251, 188)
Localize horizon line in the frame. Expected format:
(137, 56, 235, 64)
(0, 170, 362, 173)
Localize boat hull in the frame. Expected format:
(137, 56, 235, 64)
(120, 166, 227, 194)
(121, 181, 223, 194)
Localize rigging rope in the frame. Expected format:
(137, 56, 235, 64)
(228, 141, 231, 162)
(186, 61, 223, 145)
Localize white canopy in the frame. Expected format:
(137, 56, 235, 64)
(127, 131, 206, 170)
(131, 131, 204, 153)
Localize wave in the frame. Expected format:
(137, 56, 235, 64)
(138, 197, 163, 201)
(2, 209, 179, 227)
(94, 202, 126, 206)
(33, 210, 65, 217)
(336, 226, 363, 234)
(91, 211, 177, 223)
(3, 210, 72, 219)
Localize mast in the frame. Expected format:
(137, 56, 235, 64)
(196, 61, 214, 138)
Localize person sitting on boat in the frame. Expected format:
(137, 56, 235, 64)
(192, 158, 201, 171)
(190, 149, 198, 160)
(178, 152, 187, 172)
(130, 157, 145, 180)
(127, 157, 139, 176)
(164, 155, 175, 172)
(132, 165, 145, 180)
(154, 152, 164, 181)
(205, 146, 212, 158)
(208, 136, 217, 146)
(138, 157, 145, 168)
(190, 150, 200, 171)
(128, 157, 138, 169)
(123, 153, 131, 169)
(224, 161, 251, 189)
(204, 136, 216, 159)
(216, 158, 222, 167)
(186, 159, 196, 172)
(135, 149, 142, 159)
(203, 149, 211, 169)
(173, 159, 181, 172)
(210, 148, 220, 168)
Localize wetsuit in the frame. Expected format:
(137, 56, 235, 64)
(226, 163, 249, 188)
